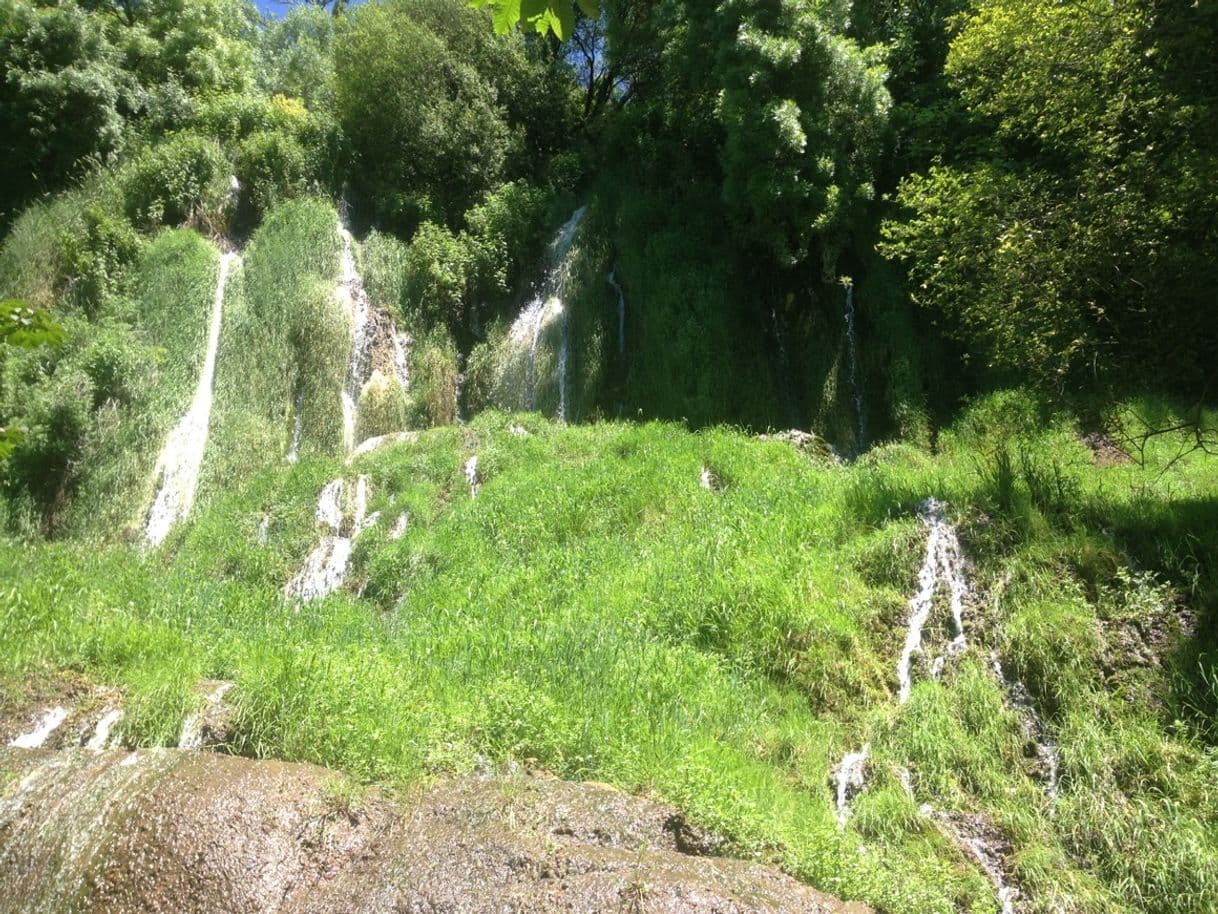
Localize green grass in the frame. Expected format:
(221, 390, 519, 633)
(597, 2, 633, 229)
(3, 393, 1216, 913)
(199, 197, 344, 501)
(61, 230, 221, 538)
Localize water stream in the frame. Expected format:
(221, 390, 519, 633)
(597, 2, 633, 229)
(338, 224, 373, 453)
(499, 208, 586, 416)
(897, 498, 970, 703)
(145, 251, 238, 547)
(9, 708, 69, 749)
(608, 271, 625, 356)
(284, 475, 377, 603)
(991, 652, 1060, 802)
(833, 744, 870, 828)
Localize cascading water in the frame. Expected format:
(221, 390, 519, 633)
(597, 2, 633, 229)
(991, 652, 1060, 803)
(85, 710, 124, 751)
(499, 208, 586, 416)
(337, 224, 373, 453)
(834, 744, 870, 828)
(178, 681, 233, 750)
(284, 475, 378, 602)
(897, 498, 970, 703)
(843, 280, 866, 453)
(9, 708, 69, 749)
(145, 251, 239, 547)
(333, 217, 413, 454)
(837, 498, 972, 827)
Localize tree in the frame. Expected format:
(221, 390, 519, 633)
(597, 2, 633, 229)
(0, 0, 137, 222)
(882, 0, 1218, 394)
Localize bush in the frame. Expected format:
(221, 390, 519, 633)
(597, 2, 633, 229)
(407, 330, 458, 427)
(235, 129, 312, 217)
(356, 372, 410, 442)
(122, 133, 230, 230)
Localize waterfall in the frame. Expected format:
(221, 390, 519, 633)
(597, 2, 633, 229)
(843, 280, 866, 453)
(85, 710, 124, 751)
(557, 306, 570, 422)
(833, 743, 870, 828)
(608, 271, 625, 356)
(499, 208, 586, 416)
(338, 224, 373, 453)
(991, 653, 1060, 803)
(897, 498, 970, 703)
(334, 217, 414, 454)
(284, 475, 378, 603)
(9, 708, 69, 749)
(145, 251, 238, 547)
(178, 681, 233, 750)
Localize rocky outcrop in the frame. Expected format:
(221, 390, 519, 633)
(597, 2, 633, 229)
(0, 747, 868, 914)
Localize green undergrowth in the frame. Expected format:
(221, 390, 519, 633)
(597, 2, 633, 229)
(199, 197, 344, 500)
(2, 394, 1216, 914)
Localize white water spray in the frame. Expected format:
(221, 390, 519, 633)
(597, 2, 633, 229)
(834, 743, 870, 828)
(285, 475, 376, 603)
(10, 708, 70, 749)
(897, 498, 970, 703)
(499, 208, 586, 415)
(145, 252, 238, 546)
(843, 280, 866, 453)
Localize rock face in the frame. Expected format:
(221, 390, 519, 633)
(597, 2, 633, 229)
(0, 747, 868, 914)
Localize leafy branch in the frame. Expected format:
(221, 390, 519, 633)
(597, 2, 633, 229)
(468, 0, 598, 40)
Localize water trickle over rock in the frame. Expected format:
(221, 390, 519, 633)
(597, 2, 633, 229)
(285, 476, 376, 603)
(145, 251, 239, 546)
(897, 498, 970, 703)
(495, 208, 586, 418)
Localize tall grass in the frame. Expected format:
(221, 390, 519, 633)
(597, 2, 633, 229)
(199, 197, 343, 504)
(3, 393, 1216, 913)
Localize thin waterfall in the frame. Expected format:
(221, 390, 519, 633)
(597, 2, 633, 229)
(337, 224, 373, 453)
(991, 652, 1060, 803)
(145, 251, 238, 546)
(499, 208, 586, 415)
(837, 498, 971, 827)
(833, 743, 870, 828)
(897, 498, 970, 703)
(9, 708, 70, 749)
(843, 280, 866, 453)
(557, 306, 570, 422)
(284, 475, 379, 602)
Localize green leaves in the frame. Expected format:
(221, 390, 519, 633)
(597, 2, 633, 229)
(468, 0, 597, 40)
(0, 299, 66, 349)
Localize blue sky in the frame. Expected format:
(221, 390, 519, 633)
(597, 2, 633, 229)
(254, 0, 368, 17)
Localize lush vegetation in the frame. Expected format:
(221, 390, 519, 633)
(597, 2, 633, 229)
(1, 1, 1215, 913)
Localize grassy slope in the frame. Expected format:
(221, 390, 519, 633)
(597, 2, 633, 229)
(199, 198, 345, 503)
(3, 394, 1216, 914)
(63, 231, 220, 538)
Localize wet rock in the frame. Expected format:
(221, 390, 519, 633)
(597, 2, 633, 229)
(759, 429, 839, 462)
(0, 749, 869, 914)
(177, 679, 234, 750)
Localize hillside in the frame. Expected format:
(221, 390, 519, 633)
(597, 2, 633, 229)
(1, 1, 1216, 913)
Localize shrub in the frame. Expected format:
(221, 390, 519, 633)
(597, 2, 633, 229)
(122, 133, 230, 230)
(356, 372, 410, 442)
(235, 129, 312, 217)
(407, 330, 458, 427)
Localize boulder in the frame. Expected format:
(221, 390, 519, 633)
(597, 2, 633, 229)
(0, 747, 869, 914)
